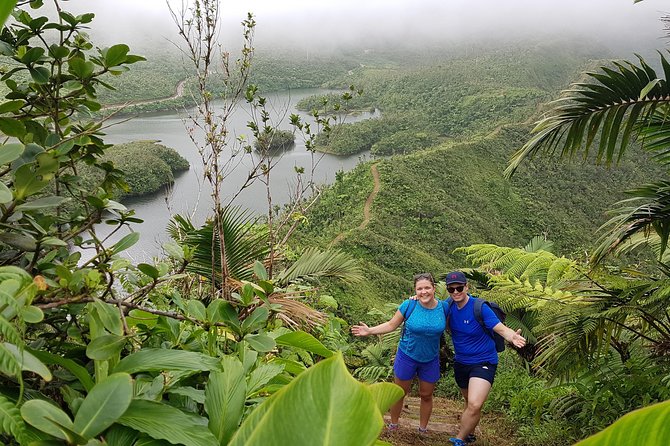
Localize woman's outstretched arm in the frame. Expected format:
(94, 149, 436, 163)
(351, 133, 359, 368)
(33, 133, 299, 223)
(351, 310, 405, 336)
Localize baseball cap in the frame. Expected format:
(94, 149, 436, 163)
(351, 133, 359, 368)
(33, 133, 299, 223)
(445, 271, 467, 285)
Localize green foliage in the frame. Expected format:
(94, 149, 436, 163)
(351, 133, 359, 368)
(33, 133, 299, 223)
(0, 3, 379, 445)
(80, 141, 189, 198)
(299, 44, 591, 155)
(295, 125, 659, 324)
(254, 129, 295, 152)
(228, 353, 403, 446)
(370, 130, 439, 156)
(575, 399, 670, 446)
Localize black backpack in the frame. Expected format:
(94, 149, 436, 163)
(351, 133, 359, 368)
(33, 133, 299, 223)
(444, 296, 507, 352)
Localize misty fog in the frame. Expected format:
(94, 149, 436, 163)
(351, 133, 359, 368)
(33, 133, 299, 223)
(50, 0, 669, 58)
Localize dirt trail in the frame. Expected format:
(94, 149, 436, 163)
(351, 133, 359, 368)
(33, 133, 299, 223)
(330, 162, 380, 246)
(381, 396, 518, 446)
(102, 78, 187, 111)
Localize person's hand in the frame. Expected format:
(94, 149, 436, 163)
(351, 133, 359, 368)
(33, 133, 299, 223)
(510, 329, 526, 348)
(351, 322, 371, 337)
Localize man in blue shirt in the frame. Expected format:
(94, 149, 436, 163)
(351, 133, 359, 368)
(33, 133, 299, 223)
(445, 271, 526, 446)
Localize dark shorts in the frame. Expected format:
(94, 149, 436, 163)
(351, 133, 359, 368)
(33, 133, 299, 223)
(453, 361, 498, 389)
(393, 349, 441, 383)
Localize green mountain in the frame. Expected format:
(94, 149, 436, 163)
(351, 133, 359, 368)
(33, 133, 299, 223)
(291, 43, 663, 321)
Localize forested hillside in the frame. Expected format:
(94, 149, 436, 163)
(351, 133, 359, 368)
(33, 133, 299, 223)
(291, 44, 662, 321)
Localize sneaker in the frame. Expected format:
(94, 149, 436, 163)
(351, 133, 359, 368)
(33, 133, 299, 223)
(386, 423, 399, 431)
(465, 433, 477, 443)
(417, 426, 428, 434)
(449, 438, 467, 446)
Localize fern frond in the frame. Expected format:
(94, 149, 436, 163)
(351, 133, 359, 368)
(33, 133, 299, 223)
(0, 394, 25, 442)
(354, 365, 393, 383)
(524, 236, 555, 253)
(0, 317, 20, 345)
(0, 343, 20, 378)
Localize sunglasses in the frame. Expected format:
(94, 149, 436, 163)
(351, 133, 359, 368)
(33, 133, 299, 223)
(447, 285, 465, 293)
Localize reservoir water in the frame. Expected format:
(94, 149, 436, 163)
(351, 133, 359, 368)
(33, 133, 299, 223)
(99, 89, 376, 261)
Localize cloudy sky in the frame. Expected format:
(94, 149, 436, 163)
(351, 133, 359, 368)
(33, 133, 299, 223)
(55, 0, 669, 55)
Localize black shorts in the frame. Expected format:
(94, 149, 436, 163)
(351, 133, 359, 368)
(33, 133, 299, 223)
(453, 361, 498, 389)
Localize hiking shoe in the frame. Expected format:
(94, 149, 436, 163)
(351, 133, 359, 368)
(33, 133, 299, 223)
(465, 433, 477, 443)
(449, 438, 467, 446)
(386, 423, 399, 431)
(417, 426, 428, 434)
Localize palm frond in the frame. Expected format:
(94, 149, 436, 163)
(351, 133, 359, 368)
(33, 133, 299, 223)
(605, 232, 670, 263)
(592, 180, 670, 263)
(267, 296, 327, 330)
(169, 207, 270, 286)
(506, 52, 670, 177)
(275, 248, 363, 286)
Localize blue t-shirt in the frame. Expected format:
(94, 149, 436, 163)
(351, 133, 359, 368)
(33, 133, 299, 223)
(446, 296, 500, 365)
(397, 299, 447, 363)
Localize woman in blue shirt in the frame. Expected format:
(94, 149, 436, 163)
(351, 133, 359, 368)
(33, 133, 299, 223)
(351, 273, 446, 433)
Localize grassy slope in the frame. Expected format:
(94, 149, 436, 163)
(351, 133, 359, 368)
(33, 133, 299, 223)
(292, 44, 664, 323)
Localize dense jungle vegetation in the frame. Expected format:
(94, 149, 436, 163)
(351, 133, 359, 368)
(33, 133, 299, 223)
(1, 1, 669, 446)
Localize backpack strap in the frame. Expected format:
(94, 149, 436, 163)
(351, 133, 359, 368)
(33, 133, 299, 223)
(402, 299, 418, 320)
(443, 297, 453, 332)
(400, 299, 418, 341)
(472, 297, 494, 339)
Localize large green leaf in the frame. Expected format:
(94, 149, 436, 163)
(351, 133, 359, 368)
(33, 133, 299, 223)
(0, 182, 12, 205)
(89, 300, 123, 336)
(0, 1, 17, 28)
(103, 44, 129, 67)
(28, 348, 95, 391)
(240, 306, 269, 334)
(20, 400, 75, 441)
(104, 424, 139, 446)
(228, 353, 396, 446)
(244, 334, 275, 353)
(205, 356, 246, 445)
(13, 163, 49, 200)
(15, 196, 70, 211)
(576, 400, 670, 445)
(0, 117, 26, 137)
(74, 373, 133, 438)
(110, 233, 140, 255)
(0, 233, 37, 252)
(86, 335, 127, 361)
(368, 383, 404, 413)
(246, 363, 285, 396)
(275, 331, 333, 358)
(118, 399, 218, 446)
(0, 143, 24, 166)
(3, 342, 52, 381)
(113, 349, 220, 374)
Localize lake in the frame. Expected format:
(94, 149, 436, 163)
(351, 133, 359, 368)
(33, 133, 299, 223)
(98, 89, 377, 261)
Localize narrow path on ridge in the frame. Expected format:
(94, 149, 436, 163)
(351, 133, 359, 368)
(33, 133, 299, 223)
(102, 78, 188, 111)
(329, 162, 380, 247)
